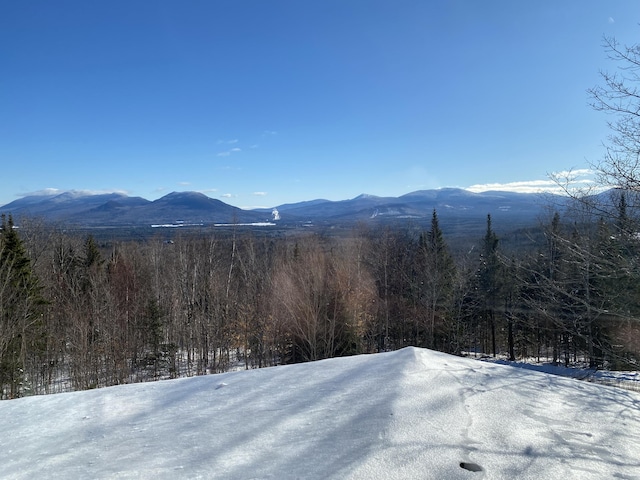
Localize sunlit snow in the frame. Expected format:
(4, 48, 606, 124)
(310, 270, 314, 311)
(1, 347, 639, 479)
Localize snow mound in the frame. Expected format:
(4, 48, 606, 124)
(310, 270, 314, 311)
(1, 347, 639, 479)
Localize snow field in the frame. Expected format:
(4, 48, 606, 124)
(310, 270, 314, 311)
(0, 347, 639, 479)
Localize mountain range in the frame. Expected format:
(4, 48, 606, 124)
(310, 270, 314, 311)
(0, 188, 564, 231)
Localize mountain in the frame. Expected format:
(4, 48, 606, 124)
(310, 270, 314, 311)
(257, 198, 333, 213)
(0, 188, 570, 231)
(0, 191, 59, 209)
(275, 193, 400, 219)
(0, 191, 149, 219)
(0, 191, 269, 226)
(1, 347, 638, 478)
(276, 188, 548, 219)
(114, 191, 268, 226)
(273, 188, 566, 233)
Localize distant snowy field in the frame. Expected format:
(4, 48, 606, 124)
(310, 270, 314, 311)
(1, 347, 639, 479)
(480, 356, 640, 392)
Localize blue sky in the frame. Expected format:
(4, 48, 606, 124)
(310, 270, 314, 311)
(1, 1, 638, 208)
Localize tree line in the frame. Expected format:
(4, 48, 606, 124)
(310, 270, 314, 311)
(1, 201, 639, 399)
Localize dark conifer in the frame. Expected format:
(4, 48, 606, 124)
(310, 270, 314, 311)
(0, 215, 45, 398)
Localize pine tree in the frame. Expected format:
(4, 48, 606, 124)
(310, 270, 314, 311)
(83, 235, 103, 270)
(416, 210, 456, 349)
(477, 214, 502, 357)
(0, 215, 45, 398)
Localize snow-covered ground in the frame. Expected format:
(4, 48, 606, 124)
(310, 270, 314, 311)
(1, 347, 639, 479)
(479, 356, 640, 392)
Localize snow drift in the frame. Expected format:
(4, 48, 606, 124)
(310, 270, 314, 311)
(1, 347, 639, 479)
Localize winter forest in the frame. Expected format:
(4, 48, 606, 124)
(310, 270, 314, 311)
(2, 35, 640, 400)
(1, 195, 639, 400)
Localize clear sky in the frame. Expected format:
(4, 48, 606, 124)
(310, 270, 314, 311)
(2, 1, 638, 209)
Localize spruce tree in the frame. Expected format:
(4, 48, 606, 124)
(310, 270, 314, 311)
(477, 214, 502, 357)
(416, 210, 455, 349)
(0, 215, 44, 398)
(83, 234, 103, 269)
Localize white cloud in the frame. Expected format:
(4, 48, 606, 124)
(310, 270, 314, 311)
(467, 170, 596, 195)
(178, 181, 191, 186)
(253, 191, 268, 196)
(217, 147, 241, 157)
(467, 181, 560, 194)
(550, 168, 593, 180)
(18, 188, 131, 198)
(221, 193, 233, 198)
(19, 188, 62, 197)
(78, 189, 130, 196)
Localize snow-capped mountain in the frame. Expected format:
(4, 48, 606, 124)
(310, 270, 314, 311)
(0, 191, 269, 226)
(0, 188, 573, 230)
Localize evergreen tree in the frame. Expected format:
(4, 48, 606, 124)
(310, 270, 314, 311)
(616, 190, 631, 236)
(0, 215, 45, 398)
(416, 210, 456, 349)
(83, 235, 104, 270)
(476, 214, 502, 357)
(142, 298, 165, 378)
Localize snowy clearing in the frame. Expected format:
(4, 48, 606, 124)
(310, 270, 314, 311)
(1, 347, 639, 479)
(479, 356, 640, 393)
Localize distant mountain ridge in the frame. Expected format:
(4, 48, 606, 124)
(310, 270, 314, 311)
(274, 188, 558, 224)
(0, 188, 565, 230)
(0, 191, 269, 226)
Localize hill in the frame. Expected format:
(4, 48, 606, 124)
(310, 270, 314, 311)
(1, 347, 638, 479)
(0, 188, 564, 234)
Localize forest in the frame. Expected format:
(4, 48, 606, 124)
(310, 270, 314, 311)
(1, 192, 640, 399)
(3, 33, 640, 400)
